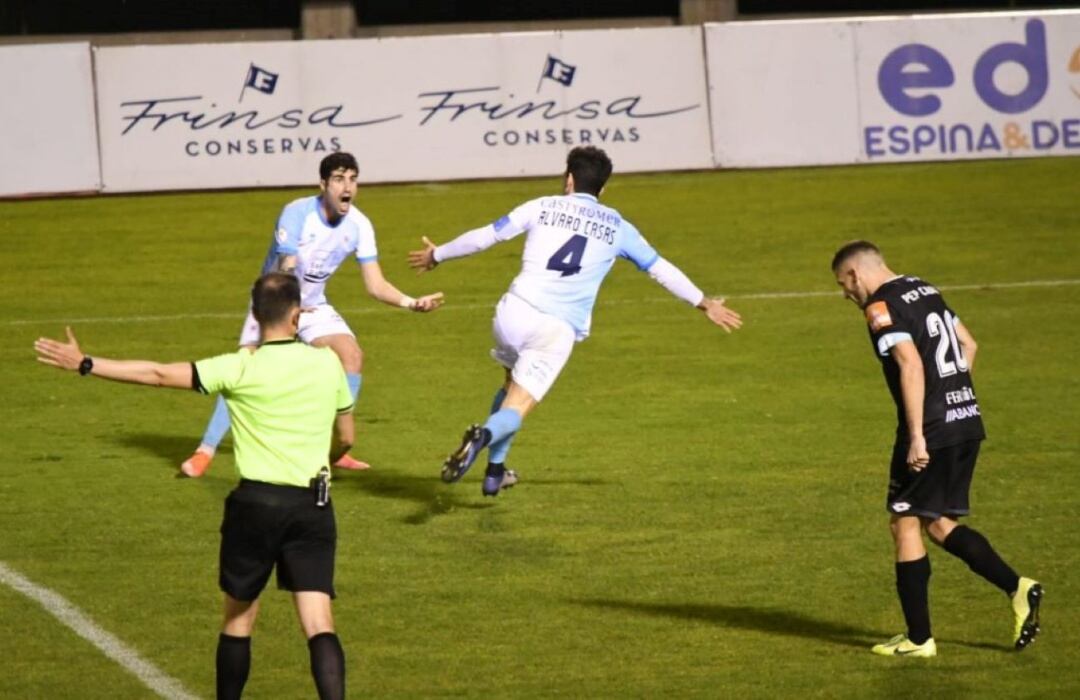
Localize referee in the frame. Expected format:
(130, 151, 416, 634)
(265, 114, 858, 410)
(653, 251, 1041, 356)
(35, 272, 354, 699)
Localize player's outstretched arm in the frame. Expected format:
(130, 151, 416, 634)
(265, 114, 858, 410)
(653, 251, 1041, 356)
(407, 236, 439, 273)
(409, 225, 505, 274)
(644, 257, 743, 333)
(698, 297, 743, 333)
(359, 260, 444, 312)
(34, 327, 194, 389)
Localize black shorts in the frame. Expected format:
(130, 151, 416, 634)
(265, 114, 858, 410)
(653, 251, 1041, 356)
(219, 479, 337, 601)
(886, 439, 981, 519)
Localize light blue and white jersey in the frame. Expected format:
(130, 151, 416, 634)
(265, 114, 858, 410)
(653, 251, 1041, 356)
(259, 195, 378, 307)
(495, 193, 659, 339)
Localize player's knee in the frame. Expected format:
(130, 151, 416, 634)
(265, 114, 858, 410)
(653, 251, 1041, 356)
(923, 517, 956, 545)
(296, 599, 335, 638)
(889, 516, 920, 541)
(336, 343, 363, 373)
(302, 617, 335, 639)
(222, 596, 259, 636)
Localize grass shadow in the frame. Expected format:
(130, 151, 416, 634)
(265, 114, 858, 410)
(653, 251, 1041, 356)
(110, 433, 232, 478)
(575, 599, 1016, 653)
(937, 638, 1012, 653)
(516, 477, 610, 487)
(340, 469, 495, 525)
(574, 599, 881, 649)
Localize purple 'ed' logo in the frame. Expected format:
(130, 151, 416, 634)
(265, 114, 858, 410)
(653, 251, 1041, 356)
(878, 19, 1048, 116)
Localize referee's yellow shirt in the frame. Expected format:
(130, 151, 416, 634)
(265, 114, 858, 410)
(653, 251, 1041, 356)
(194, 339, 353, 487)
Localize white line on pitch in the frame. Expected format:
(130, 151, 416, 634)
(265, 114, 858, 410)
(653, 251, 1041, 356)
(9, 278, 1080, 328)
(0, 561, 199, 700)
(731, 278, 1080, 300)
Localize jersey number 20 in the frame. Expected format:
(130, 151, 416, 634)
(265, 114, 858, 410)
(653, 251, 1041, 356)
(546, 235, 587, 277)
(926, 310, 969, 377)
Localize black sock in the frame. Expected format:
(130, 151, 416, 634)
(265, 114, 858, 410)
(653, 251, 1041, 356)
(480, 428, 493, 449)
(896, 556, 932, 644)
(486, 462, 505, 477)
(308, 632, 346, 700)
(942, 525, 1020, 594)
(216, 633, 250, 700)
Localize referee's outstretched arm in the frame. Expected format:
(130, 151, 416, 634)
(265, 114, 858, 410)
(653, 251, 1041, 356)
(35, 326, 195, 389)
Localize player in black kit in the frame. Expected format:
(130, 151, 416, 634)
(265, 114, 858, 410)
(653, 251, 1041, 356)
(832, 241, 1042, 658)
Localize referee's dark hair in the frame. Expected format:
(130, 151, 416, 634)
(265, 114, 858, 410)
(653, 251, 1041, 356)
(251, 272, 301, 325)
(566, 146, 613, 196)
(319, 151, 359, 180)
(831, 240, 882, 272)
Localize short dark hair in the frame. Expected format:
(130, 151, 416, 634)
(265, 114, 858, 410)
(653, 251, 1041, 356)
(251, 272, 300, 326)
(319, 152, 359, 181)
(566, 146, 613, 196)
(831, 240, 881, 272)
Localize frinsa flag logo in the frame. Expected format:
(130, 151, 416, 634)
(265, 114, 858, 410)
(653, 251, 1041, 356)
(118, 63, 402, 158)
(416, 53, 700, 148)
(865, 18, 1080, 158)
(239, 63, 279, 101)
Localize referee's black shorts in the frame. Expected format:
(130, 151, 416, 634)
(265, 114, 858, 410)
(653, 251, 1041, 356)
(219, 479, 336, 602)
(886, 439, 982, 520)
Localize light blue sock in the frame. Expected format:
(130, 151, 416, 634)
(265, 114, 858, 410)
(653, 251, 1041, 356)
(347, 373, 362, 402)
(200, 395, 231, 450)
(487, 387, 515, 463)
(488, 435, 514, 464)
(483, 408, 522, 448)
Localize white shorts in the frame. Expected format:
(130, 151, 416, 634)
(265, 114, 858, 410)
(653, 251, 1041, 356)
(490, 293, 576, 402)
(238, 303, 355, 346)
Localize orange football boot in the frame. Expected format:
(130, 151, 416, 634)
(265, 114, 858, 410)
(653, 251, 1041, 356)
(180, 451, 213, 478)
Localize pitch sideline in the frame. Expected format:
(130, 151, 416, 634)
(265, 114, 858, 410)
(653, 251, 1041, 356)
(0, 561, 199, 700)
(8, 278, 1080, 328)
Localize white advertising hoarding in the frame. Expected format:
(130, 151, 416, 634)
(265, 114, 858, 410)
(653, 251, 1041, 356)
(95, 27, 713, 192)
(0, 43, 101, 196)
(706, 11, 1080, 167)
(707, 21, 860, 167)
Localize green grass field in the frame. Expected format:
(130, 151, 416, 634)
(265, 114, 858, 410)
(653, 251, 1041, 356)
(3, 157, 1078, 698)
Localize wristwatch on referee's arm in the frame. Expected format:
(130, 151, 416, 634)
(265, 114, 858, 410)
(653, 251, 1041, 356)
(78, 356, 94, 376)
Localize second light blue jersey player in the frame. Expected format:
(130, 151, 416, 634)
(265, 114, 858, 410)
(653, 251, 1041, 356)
(238, 193, 378, 347)
(408, 146, 742, 497)
(182, 152, 444, 478)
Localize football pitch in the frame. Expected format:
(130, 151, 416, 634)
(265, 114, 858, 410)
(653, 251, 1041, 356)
(3, 157, 1078, 698)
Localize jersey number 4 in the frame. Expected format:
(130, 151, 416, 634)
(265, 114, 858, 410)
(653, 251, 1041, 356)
(546, 235, 587, 277)
(926, 310, 969, 377)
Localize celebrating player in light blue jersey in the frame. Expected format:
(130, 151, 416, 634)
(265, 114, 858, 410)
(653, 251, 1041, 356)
(182, 152, 444, 477)
(408, 146, 741, 496)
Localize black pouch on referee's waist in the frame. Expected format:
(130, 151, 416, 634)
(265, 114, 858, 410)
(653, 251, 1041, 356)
(311, 466, 331, 507)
